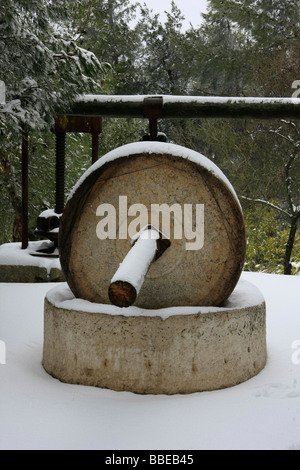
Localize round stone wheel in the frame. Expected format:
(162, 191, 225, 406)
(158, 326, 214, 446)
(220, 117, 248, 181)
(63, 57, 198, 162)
(59, 142, 246, 308)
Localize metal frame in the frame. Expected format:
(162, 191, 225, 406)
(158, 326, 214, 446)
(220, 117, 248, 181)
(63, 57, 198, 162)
(69, 95, 300, 119)
(21, 94, 300, 249)
(21, 115, 102, 249)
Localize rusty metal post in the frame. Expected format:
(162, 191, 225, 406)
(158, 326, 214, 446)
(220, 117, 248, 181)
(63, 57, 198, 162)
(91, 117, 102, 164)
(143, 96, 163, 139)
(55, 115, 102, 166)
(55, 131, 66, 215)
(92, 131, 99, 164)
(21, 126, 29, 250)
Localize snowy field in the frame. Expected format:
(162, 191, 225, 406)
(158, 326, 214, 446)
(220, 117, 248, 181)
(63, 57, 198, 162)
(1, 271, 300, 450)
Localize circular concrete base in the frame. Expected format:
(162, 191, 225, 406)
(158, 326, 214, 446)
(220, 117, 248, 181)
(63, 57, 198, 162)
(43, 279, 267, 395)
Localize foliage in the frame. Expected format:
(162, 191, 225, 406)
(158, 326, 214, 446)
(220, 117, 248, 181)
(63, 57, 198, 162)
(71, 0, 142, 94)
(137, 2, 190, 94)
(0, 0, 105, 133)
(175, 0, 300, 274)
(244, 204, 300, 275)
(0, 0, 105, 241)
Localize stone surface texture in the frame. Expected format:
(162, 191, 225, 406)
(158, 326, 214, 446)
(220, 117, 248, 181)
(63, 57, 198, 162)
(43, 282, 267, 395)
(59, 151, 246, 308)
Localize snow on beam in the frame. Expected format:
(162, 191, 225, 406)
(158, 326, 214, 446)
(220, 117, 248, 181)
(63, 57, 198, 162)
(67, 95, 300, 120)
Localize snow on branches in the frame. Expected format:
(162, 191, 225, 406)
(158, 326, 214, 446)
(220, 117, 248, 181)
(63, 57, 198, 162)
(0, 0, 105, 134)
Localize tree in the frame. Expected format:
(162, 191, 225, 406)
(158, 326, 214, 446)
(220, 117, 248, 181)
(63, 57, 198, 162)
(242, 120, 300, 274)
(71, 0, 142, 94)
(137, 1, 190, 95)
(0, 0, 104, 132)
(0, 0, 105, 241)
(186, 0, 300, 274)
(191, 2, 249, 96)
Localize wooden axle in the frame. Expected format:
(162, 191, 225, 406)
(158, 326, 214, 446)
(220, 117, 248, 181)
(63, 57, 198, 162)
(108, 227, 170, 308)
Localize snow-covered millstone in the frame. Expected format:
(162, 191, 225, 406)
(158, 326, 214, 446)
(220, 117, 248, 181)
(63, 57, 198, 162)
(59, 142, 247, 308)
(43, 141, 267, 394)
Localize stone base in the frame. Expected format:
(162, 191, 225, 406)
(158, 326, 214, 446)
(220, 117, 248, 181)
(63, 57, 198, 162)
(0, 242, 64, 283)
(43, 279, 267, 395)
(0, 264, 64, 283)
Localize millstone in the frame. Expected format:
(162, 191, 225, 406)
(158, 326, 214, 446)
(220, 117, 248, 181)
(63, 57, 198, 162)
(59, 142, 247, 308)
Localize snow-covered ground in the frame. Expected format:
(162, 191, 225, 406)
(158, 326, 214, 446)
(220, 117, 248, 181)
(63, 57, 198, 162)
(1, 271, 300, 450)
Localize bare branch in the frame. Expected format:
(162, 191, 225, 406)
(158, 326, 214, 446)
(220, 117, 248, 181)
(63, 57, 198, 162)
(284, 151, 299, 213)
(241, 196, 291, 218)
(269, 129, 294, 143)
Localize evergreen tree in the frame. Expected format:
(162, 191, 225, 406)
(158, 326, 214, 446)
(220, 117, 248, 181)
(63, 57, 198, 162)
(186, 0, 300, 274)
(0, 0, 105, 241)
(214, 0, 300, 47)
(138, 2, 190, 95)
(187, 1, 250, 96)
(200, 0, 300, 96)
(0, 0, 105, 134)
(72, 0, 142, 94)
(0, 0, 104, 133)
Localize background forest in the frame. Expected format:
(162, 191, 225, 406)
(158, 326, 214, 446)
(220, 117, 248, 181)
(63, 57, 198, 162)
(0, 0, 300, 274)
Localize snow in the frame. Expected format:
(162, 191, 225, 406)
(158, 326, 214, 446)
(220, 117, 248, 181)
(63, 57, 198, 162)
(0, 80, 5, 105)
(0, 241, 60, 273)
(1, 271, 300, 450)
(68, 141, 240, 206)
(46, 277, 264, 321)
(78, 94, 300, 106)
(162, 95, 300, 105)
(38, 209, 62, 219)
(77, 94, 150, 104)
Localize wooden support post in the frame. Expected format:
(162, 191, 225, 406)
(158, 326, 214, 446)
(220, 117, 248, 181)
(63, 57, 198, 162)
(143, 96, 163, 139)
(55, 131, 66, 215)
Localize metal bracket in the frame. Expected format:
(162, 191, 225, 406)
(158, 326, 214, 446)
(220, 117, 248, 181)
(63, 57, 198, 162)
(143, 96, 164, 140)
(55, 115, 103, 164)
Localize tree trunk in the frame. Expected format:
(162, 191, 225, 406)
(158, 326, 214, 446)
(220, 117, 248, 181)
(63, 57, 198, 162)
(13, 210, 23, 243)
(283, 216, 299, 275)
(0, 155, 23, 244)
